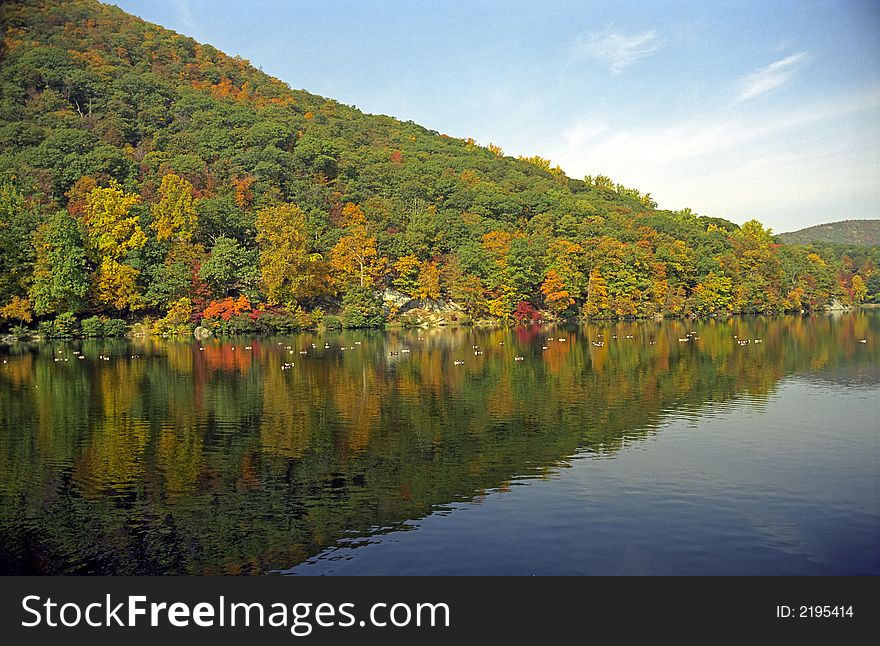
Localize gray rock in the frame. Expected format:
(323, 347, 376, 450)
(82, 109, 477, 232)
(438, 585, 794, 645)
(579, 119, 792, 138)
(194, 325, 213, 340)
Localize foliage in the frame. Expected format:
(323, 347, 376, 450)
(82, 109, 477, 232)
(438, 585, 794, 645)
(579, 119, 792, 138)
(52, 311, 77, 337)
(513, 301, 541, 324)
(0, 0, 876, 332)
(322, 314, 342, 330)
(255, 204, 328, 304)
(0, 295, 33, 327)
(80, 315, 104, 337)
(202, 295, 251, 321)
(29, 210, 89, 315)
(341, 285, 385, 329)
(778, 220, 880, 246)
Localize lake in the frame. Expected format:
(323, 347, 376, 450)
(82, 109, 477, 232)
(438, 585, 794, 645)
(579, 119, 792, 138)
(0, 312, 877, 575)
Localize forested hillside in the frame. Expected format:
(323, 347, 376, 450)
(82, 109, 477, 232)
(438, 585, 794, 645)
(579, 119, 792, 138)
(1, 0, 877, 336)
(778, 220, 880, 247)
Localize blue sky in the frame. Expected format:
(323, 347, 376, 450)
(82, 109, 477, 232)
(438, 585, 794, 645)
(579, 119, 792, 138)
(112, 0, 880, 232)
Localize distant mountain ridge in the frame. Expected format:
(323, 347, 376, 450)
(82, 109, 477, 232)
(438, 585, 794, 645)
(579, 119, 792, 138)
(778, 220, 880, 246)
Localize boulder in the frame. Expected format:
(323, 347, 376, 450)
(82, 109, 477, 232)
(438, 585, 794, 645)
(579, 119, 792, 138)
(193, 325, 213, 340)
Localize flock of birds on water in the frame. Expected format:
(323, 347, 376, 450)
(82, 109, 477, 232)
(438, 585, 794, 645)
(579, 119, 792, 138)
(0, 333, 871, 367)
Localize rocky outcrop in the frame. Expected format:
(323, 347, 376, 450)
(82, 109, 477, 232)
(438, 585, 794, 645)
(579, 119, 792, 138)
(378, 288, 463, 316)
(826, 299, 853, 312)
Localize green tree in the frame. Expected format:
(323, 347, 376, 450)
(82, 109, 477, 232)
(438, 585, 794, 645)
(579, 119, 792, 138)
(29, 210, 89, 315)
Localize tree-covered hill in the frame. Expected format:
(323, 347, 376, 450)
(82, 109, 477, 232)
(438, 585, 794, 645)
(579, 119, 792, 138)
(778, 220, 880, 247)
(1, 0, 878, 336)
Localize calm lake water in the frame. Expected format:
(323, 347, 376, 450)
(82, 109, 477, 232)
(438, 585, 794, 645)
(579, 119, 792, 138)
(1, 312, 877, 575)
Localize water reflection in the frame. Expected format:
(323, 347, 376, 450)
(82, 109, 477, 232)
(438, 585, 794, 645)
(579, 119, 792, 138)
(0, 312, 877, 574)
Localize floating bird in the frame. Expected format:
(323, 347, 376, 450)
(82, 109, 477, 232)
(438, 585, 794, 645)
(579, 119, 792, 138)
(389, 351, 398, 356)
(453, 360, 465, 366)
(859, 339, 867, 344)
(299, 350, 308, 355)
(625, 335, 633, 339)
(514, 356, 524, 361)
(678, 338, 689, 342)
(355, 341, 362, 345)
(244, 346, 252, 350)
(558, 338, 566, 342)
(542, 345, 548, 350)
(281, 362, 294, 370)
(401, 348, 411, 353)
(754, 339, 763, 344)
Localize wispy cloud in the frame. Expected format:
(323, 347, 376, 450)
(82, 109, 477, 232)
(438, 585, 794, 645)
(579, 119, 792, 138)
(550, 86, 880, 229)
(564, 119, 608, 149)
(572, 29, 663, 73)
(737, 52, 809, 101)
(169, 0, 202, 40)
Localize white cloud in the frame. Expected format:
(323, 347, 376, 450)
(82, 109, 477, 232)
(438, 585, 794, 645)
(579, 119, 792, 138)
(563, 120, 608, 149)
(573, 29, 663, 73)
(549, 86, 880, 230)
(737, 52, 809, 101)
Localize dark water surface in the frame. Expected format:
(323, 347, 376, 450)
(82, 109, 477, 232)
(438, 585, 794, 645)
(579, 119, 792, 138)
(1, 313, 877, 575)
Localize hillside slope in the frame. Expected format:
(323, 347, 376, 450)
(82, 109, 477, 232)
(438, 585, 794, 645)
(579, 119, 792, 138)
(0, 0, 877, 333)
(778, 220, 880, 247)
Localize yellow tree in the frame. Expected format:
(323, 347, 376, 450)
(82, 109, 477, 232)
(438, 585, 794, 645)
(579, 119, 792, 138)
(0, 296, 32, 326)
(151, 173, 197, 243)
(583, 269, 609, 317)
(393, 255, 421, 296)
(94, 258, 143, 311)
(851, 274, 867, 304)
(83, 183, 147, 311)
(255, 203, 328, 304)
(83, 183, 146, 261)
(330, 226, 378, 288)
(330, 204, 379, 289)
(415, 261, 441, 300)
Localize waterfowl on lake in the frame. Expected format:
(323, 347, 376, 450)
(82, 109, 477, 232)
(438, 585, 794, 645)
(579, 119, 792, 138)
(859, 339, 867, 343)
(453, 360, 465, 365)
(281, 362, 294, 370)
(514, 356, 524, 361)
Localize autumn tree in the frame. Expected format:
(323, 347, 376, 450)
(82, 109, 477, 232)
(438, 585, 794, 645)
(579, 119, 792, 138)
(83, 182, 146, 311)
(851, 274, 867, 304)
(255, 203, 328, 304)
(151, 173, 197, 243)
(0, 295, 33, 328)
(330, 204, 380, 289)
(83, 182, 145, 261)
